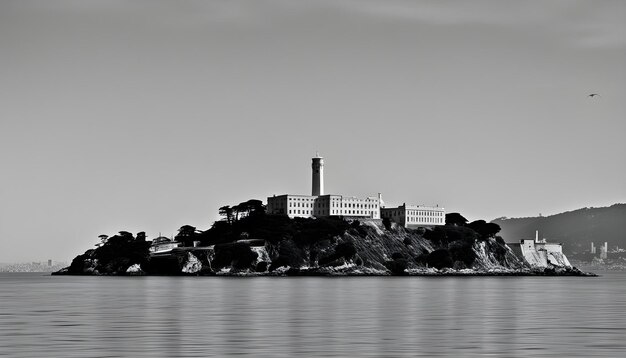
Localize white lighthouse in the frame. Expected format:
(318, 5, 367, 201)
(311, 154, 324, 196)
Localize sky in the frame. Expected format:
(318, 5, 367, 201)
(1, 0, 624, 263)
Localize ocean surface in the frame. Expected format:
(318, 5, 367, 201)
(1, 271, 625, 357)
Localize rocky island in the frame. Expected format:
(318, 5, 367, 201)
(55, 203, 592, 277)
(55, 156, 596, 277)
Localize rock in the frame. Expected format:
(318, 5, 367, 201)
(181, 252, 202, 274)
(126, 264, 145, 276)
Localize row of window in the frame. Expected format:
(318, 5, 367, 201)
(406, 210, 443, 216)
(271, 200, 378, 209)
(381, 210, 443, 217)
(407, 216, 443, 223)
(287, 209, 377, 216)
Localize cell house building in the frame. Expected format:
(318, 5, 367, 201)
(267, 155, 445, 226)
(267, 155, 382, 219)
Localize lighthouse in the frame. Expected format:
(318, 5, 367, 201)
(311, 154, 324, 196)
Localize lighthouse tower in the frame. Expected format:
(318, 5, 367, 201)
(311, 154, 324, 196)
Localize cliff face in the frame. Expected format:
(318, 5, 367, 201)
(57, 219, 585, 276)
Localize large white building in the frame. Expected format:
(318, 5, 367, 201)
(267, 156, 445, 226)
(267, 155, 381, 219)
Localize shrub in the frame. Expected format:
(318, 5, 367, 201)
(270, 239, 307, 269)
(448, 240, 476, 267)
(445, 213, 468, 226)
(385, 259, 408, 275)
(335, 241, 357, 260)
(426, 249, 454, 269)
(93, 232, 150, 273)
(68, 251, 93, 274)
(414, 254, 429, 266)
(424, 226, 448, 246)
(382, 217, 392, 231)
(443, 226, 479, 244)
(467, 220, 501, 239)
(269, 256, 290, 271)
(212, 242, 258, 270)
(256, 261, 268, 272)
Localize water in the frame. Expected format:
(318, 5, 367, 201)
(1, 272, 625, 357)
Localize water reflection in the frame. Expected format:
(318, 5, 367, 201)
(0, 273, 624, 357)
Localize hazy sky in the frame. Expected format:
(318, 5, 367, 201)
(1, 0, 624, 262)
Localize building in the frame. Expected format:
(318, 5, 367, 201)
(267, 155, 445, 224)
(267, 193, 382, 219)
(591, 241, 609, 258)
(508, 230, 571, 268)
(380, 203, 445, 228)
(600, 242, 608, 259)
(266, 155, 381, 219)
(149, 236, 181, 254)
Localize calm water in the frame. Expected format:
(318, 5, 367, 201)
(1, 272, 625, 357)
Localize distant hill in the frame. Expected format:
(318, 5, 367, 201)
(492, 204, 626, 254)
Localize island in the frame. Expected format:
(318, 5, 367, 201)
(54, 205, 591, 277)
(55, 155, 593, 277)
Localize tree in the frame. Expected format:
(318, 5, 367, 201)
(118, 231, 134, 239)
(424, 226, 448, 246)
(335, 241, 357, 260)
(445, 213, 468, 226)
(98, 235, 109, 245)
(176, 225, 198, 247)
(177, 225, 197, 236)
(426, 249, 454, 269)
(136, 232, 147, 242)
(232, 203, 243, 222)
(219, 205, 234, 223)
(467, 220, 501, 239)
(483, 223, 501, 238)
(467, 220, 487, 235)
(244, 199, 265, 217)
(233, 199, 266, 221)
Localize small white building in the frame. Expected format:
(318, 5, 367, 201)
(380, 203, 445, 228)
(149, 237, 181, 255)
(508, 231, 571, 268)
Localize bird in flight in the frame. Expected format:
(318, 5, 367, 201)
(588, 93, 600, 98)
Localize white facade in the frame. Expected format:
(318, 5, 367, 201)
(267, 155, 381, 219)
(380, 204, 445, 228)
(266, 155, 446, 223)
(267, 194, 381, 219)
(149, 237, 181, 254)
(517, 239, 570, 267)
(509, 231, 571, 268)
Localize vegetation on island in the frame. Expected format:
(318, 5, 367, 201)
(57, 199, 587, 276)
